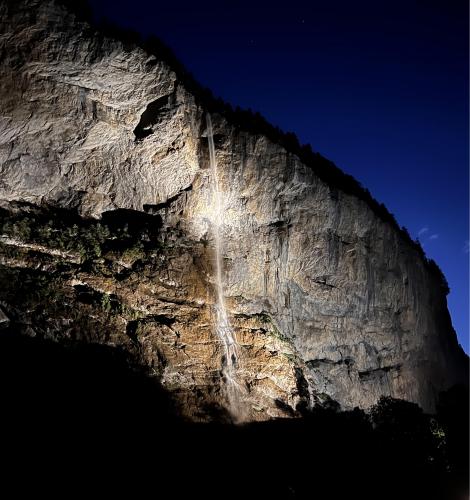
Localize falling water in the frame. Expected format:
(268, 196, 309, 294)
(206, 113, 241, 418)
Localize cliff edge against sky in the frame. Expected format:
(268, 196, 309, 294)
(0, 0, 467, 420)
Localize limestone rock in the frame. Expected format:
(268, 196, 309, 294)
(0, 0, 466, 419)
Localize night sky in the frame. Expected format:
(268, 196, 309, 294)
(87, 0, 469, 353)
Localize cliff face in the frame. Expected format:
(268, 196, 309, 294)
(0, 0, 466, 420)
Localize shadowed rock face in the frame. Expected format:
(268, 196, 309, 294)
(0, 0, 467, 419)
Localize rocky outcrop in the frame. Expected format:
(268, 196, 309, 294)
(0, 0, 466, 419)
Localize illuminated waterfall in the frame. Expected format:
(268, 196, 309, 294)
(206, 113, 241, 418)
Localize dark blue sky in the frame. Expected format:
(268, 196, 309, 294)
(88, 0, 469, 353)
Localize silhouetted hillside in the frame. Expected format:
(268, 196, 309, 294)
(1, 329, 467, 499)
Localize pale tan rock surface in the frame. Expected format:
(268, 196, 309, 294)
(0, 0, 466, 419)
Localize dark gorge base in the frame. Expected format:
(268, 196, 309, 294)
(1, 330, 468, 499)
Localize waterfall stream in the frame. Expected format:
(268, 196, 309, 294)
(206, 113, 241, 418)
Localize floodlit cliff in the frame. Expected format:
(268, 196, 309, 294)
(0, 0, 466, 421)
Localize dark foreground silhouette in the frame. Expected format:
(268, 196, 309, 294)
(0, 331, 467, 499)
